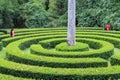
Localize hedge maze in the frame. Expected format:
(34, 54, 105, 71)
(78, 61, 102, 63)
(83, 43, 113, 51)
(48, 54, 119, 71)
(0, 27, 120, 79)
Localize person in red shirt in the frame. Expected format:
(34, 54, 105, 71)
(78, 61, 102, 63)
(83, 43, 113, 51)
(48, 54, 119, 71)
(105, 24, 111, 30)
(10, 28, 14, 37)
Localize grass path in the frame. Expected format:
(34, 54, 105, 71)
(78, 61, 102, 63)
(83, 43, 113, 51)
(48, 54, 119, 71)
(23, 48, 31, 54)
(114, 48, 120, 54)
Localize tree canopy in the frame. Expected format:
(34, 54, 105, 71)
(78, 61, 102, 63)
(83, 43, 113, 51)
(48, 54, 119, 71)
(0, 0, 120, 30)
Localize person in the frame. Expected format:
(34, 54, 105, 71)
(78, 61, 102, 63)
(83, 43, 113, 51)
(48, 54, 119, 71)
(10, 28, 14, 37)
(105, 23, 111, 30)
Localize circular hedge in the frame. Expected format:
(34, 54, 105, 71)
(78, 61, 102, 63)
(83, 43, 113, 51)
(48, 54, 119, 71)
(0, 27, 120, 79)
(55, 42, 89, 51)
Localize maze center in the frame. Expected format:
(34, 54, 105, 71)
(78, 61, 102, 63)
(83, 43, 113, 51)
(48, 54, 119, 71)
(0, 27, 120, 79)
(55, 42, 89, 51)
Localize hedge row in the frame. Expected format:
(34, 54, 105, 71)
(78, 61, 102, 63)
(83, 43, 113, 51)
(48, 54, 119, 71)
(6, 37, 108, 68)
(0, 73, 32, 80)
(2, 34, 67, 47)
(32, 38, 114, 59)
(4, 32, 120, 61)
(0, 35, 9, 41)
(14, 27, 102, 33)
(1, 27, 120, 40)
(55, 42, 89, 51)
(1, 28, 120, 79)
(0, 29, 8, 34)
(0, 29, 65, 41)
(79, 32, 120, 39)
(13, 28, 120, 38)
(111, 54, 120, 65)
(0, 59, 120, 79)
(39, 37, 102, 49)
(0, 42, 3, 50)
(76, 35, 120, 48)
(2, 30, 120, 47)
(2, 28, 120, 47)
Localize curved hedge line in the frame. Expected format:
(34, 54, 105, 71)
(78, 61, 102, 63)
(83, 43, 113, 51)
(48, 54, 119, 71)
(2, 30, 120, 47)
(2, 29, 120, 47)
(76, 35, 120, 48)
(14, 27, 102, 33)
(0, 73, 32, 80)
(111, 54, 120, 65)
(0, 42, 3, 50)
(0, 59, 120, 79)
(0, 28, 120, 79)
(31, 38, 114, 58)
(6, 37, 108, 68)
(0, 29, 8, 34)
(2, 35, 66, 47)
(55, 42, 89, 51)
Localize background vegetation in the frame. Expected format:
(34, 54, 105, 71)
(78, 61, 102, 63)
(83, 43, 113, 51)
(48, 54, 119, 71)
(0, 0, 120, 30)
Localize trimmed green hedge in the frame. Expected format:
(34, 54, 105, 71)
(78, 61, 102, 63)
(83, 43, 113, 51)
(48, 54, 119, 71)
(1, 28, 120, 79)
(76, 35, 120, 48)
(0, 42, 3, 50)
(6, 37, 108, 68)
(2, 29, 120, 47)
(32, 38, 114, 59)
(3, 30, 120, 48)
(0, 73, 32, 80)
(0, 35, 10, 41)
(2, 35, 65, 47)
(55, 42, 89, 51)
(0, 29, 8, 34)
(111, 54, 120, 65)
(0, 59, 120, 79)
(14, 27, 102, 33)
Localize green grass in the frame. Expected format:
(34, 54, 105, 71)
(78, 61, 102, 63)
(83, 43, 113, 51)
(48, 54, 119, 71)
(23, 48, 31, 54)
(114, 48, 120, 54)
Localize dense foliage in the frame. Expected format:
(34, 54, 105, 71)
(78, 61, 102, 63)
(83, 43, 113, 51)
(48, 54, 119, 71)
(0, 0, 120, 29)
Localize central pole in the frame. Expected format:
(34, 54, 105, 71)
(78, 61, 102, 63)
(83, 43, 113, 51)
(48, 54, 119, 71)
(67, 0, 76, 46)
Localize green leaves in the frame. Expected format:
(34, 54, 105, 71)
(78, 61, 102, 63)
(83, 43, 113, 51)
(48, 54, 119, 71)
(77, 0, 120, 29)
(20, 0, 48, 28)
(0, 0, 120, 28)
(0, 42, 3, 50)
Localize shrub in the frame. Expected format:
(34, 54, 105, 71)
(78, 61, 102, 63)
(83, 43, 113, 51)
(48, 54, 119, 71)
(32, 38, 114, 59)
(111, 54, 120, 65)
(55, 42, 89, 51)
(6, 37, 108, 68)
(0, 30, 8, 34)
(0, 73, 32, 80)
(0, 59, 120, 79)
(0, 42, 3, 50)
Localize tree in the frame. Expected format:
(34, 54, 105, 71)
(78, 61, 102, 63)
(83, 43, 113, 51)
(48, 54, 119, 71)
(20, 0, 48, 28)
(0, 0, 15, 28)
(67, 0, 76, 46)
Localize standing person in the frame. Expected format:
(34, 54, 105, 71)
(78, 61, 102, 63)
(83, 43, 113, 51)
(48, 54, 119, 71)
(10, 28, 14, 37)
(105, 23, 111, 30)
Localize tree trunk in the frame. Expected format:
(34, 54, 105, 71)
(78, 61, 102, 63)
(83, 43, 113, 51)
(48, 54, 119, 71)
(67, 0, 76, 46)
